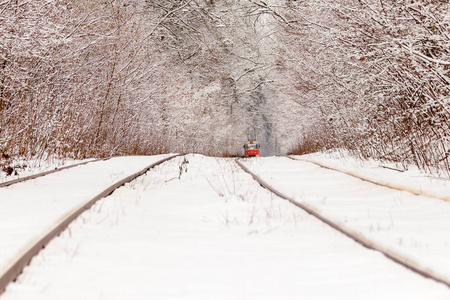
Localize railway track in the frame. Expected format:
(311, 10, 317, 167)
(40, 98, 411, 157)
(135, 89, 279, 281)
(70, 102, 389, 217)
(288, 156, 450, 202)
(0, 158, 107, 188)
(236, 159, 450, 289)
(2, 155, 449, 298)
(0, 154, 179, 294)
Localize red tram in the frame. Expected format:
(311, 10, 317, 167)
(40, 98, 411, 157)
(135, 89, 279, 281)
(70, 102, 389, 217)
(244, 141, 260, 157)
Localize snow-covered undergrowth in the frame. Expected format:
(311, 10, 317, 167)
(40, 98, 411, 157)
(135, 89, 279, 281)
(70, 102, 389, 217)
(2, 154, 450, 299)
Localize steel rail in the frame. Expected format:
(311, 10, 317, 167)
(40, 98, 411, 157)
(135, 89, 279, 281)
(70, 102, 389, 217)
(288, 156, 450, 202)
(0, 158, 108, 188)
(0, 154, 180, 294)
(236, 159, 450, 289)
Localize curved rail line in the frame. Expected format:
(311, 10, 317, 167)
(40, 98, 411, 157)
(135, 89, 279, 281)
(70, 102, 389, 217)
(288, 156, 450, 202)
(236, 159, 450, 289)
(0, 158, 108, 188)
(0, 154, 180, 294)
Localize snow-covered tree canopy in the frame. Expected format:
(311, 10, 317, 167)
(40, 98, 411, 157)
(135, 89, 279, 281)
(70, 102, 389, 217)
(1, 0, 449, 171)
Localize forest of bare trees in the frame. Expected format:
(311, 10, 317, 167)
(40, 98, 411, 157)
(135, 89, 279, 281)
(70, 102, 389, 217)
(280, 0, 450, 172)
(1, 0, 450, 173)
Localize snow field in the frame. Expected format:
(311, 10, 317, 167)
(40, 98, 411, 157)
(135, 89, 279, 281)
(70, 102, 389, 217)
(2, 155, 450, 299)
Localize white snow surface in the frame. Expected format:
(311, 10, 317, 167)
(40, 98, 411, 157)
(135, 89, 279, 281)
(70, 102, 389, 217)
(1, 154, 450, 299)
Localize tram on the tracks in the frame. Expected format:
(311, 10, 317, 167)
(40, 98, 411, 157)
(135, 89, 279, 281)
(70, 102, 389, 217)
(244, 141, 260, 157)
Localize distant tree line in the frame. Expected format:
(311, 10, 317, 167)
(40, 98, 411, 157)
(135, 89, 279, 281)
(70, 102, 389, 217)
(0, 0, 171, 159)
(280, 0, 450, 172)
(1, 0, 449, 173)
(0, 0, 286, 161)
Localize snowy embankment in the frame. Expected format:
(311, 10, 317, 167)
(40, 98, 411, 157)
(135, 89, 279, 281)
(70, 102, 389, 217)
(2, 155, 450, 299)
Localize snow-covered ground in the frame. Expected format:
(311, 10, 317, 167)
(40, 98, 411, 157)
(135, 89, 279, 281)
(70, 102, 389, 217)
(1, 154, 450, 299)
